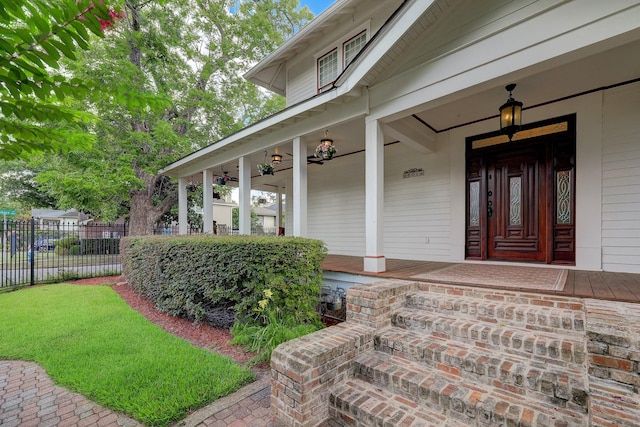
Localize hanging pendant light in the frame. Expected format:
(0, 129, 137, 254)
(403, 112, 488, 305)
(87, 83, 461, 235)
(315, 130, 337, 160)
(499, 83, 523, 141)
(271, 154, 282, 164)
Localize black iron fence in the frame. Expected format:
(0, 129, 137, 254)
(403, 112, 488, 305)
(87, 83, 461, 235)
(0, 218, 282, 292)
(0, 219, 126, 291)
(152, 224, 279, 236)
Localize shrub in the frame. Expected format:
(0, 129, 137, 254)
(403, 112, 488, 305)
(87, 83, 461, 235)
(69, 245, 81, 255)
(120, 235, 327, 326)
(231, 289, 321, 365)
(54, 236, 79, 255)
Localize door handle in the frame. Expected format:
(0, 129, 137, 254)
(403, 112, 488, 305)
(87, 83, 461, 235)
(487, 200, 493, 218)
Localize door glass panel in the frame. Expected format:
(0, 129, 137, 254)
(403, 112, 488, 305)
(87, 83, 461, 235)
(469, 181, 480, 226)
(557, 171, 571, 224)
(509, 177, 521, 225)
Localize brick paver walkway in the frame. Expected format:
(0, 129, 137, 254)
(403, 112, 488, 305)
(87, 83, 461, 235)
(0, 360, 283, 427)
(0, 360, 141, 427)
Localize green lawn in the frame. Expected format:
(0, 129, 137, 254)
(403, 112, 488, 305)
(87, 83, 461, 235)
(2, 251, 121, 267)
(0, 284, 254, 427)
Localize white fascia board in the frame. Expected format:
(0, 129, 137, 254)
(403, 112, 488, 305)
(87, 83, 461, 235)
(161, 89, 339, 177)
(167, 93, 369, 178)
(334, 0, 436, 97)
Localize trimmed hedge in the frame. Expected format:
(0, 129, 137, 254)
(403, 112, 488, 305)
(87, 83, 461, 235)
(120, 235, 327, 324)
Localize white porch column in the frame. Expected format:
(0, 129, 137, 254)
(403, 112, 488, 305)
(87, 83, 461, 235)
(202, 168, 214, 234)
(276, 187, 283, 231)
(285, 178, 292, 234)
(364, 117, 386, 272)
(292, 136, 307, 237)
(238, 156, 252, 235)
(178, 177, 188, 235)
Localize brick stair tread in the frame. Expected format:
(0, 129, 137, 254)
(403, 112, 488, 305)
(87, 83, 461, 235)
(405, 292, 585, 333)
(352, 351, 588, 427)
(375, 327, 588, 400)
(390, 308, 586, 367)
(329, 378, 470, 427)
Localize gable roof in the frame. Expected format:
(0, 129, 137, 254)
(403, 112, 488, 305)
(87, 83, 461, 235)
(244, 0, 357, 95)
(162, 0, 436, 177)
(164, 0, 640, 179)
(32, 208, 90, 221)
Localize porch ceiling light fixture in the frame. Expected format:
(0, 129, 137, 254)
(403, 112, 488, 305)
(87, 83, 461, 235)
(499, 83, 523, 141)
(315, 129, 337, 160)
(271, 154, 282, 164)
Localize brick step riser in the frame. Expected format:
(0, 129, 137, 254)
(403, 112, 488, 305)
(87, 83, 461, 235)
(405, 295, 585, 334)
(374, 338, 588, 407)
(329, 380, 474, 427)
(390, 312, 587, 367)
(352, 355, 588, 427)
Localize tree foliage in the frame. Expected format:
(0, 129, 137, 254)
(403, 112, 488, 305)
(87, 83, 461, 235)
(0, 159, 57, 214)
(0, 0, 118, 158)
(22, 0, 312, 235)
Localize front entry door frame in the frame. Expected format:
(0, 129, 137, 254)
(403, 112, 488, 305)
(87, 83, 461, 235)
(465, 114, 576, 264)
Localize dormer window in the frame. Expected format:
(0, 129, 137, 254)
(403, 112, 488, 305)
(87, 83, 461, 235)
(344, 31, 366, 67)
(318, 49, 338, 91)
(316, 26, 368, 92)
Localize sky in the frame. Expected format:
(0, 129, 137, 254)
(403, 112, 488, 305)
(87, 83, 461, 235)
(300, 0, 335, 15)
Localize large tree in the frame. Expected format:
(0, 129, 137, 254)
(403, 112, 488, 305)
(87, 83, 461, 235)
(29, 0, 312, 235)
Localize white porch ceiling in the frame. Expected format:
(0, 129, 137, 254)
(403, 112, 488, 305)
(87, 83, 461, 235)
(412, 37, 640, 132)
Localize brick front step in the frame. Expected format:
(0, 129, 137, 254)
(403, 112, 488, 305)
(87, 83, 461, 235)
(351, 351, 589, 427)
(328, 379, 469, 427)
(375, 327, 588, 406)
(390, 308, 587, 367)
(405, 292, 585, 334)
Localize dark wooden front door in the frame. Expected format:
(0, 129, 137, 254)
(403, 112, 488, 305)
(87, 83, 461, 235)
(465, 114, 576, 264)
(487, 144, 546, 261)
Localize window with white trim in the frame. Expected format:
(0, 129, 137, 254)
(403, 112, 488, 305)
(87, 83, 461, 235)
(344, 31, 366, 67)
(318, 49, 338, 91)
(316, 26, 368, 92)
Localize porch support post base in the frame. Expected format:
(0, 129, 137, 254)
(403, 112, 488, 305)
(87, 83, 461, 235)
(364, 256, 386, 273)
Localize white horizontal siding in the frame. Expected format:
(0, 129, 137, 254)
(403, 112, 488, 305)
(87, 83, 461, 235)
(284, 1, 401, 106)
(383, 140, 450, 261)
(308, 152, 366, 256)
(601, 81, 640, 272)
(306, 136, 451, 261)
(603, 193, 640, 204)
(286, 62, 316, 107)
(603, 229, 640, 238)
(602, 202, 640, 213)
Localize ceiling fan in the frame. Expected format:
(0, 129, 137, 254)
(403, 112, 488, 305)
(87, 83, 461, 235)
(215, 165, 238, 185)
(283, 152, 325, 165)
